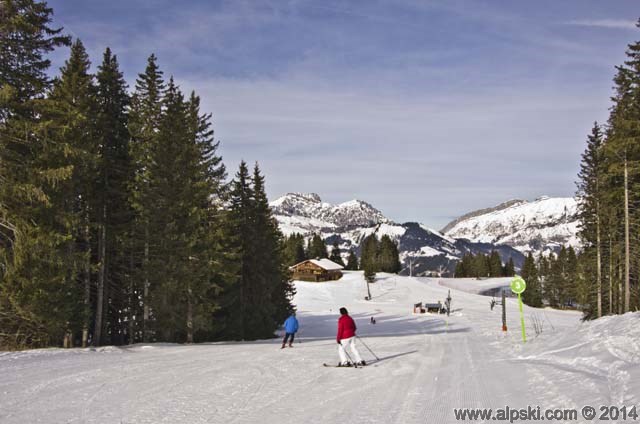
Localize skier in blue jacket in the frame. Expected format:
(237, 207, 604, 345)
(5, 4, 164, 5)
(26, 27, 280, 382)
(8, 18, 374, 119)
(281, 312, 299, 348)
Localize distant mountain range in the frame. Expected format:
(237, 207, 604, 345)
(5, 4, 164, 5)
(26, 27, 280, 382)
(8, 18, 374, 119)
(269, 193, 579, 276)
(442, 196, 579, 256)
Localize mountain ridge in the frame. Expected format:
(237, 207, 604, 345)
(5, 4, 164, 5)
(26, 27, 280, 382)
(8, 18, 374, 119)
(269, 193, 530, 276)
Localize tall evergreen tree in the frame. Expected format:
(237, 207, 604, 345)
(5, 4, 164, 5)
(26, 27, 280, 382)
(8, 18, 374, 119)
(576, 123, 605, 317)
(308, 233, 327, 259)
(454, 260, 466, 278)
(128, 54, 165, 342)
(599, 27, 640, 314)
(222, 161, 254, 340)
(360, 235, 379, 281)
(504, 258, 515, 277)
(345, 249, 359, 270)
(282, 233, 306, 266)
(328, 240, 345, 267)
(43, 39, 98, 347)
(521, 253, 542, 307)
(378, 235, 401, 273)
(252, 164, 294, 332)
(183, 89, 229, 343)
(93, 48, 131, 345)
(0, 0, 71, 348)
(488, 251, 503, 277)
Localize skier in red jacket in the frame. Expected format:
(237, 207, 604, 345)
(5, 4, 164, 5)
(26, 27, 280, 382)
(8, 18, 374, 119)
(336, 307, 365, 366)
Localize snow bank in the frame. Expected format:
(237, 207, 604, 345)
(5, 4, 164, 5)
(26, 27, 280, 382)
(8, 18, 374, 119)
(437, 277, 512, 295)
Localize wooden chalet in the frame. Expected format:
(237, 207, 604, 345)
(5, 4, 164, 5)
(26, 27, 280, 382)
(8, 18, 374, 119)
(290, 258, 344, 282)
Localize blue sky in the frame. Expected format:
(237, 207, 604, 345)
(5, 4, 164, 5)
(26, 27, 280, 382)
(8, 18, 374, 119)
(48, 0, 639, 228)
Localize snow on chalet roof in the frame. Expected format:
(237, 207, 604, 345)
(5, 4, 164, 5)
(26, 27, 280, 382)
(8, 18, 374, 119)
(293, 258, 344, 270)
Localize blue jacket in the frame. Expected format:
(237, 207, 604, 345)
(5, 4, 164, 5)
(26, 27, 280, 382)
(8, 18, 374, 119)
(284, 315, 299, 333)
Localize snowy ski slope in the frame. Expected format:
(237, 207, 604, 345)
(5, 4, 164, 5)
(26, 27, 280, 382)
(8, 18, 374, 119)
(1, 272, 638, 423)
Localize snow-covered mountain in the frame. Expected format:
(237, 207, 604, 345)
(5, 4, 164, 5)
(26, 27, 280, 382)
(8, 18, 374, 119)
(270, 193, 389, 233)
(269, 193, 524, 276)
(442, 196, 580, 256)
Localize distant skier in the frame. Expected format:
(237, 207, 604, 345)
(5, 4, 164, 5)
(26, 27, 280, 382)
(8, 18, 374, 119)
(336, 307, 365, 366)
(370, 316, 376, 324)
(281, 312, 299, 349)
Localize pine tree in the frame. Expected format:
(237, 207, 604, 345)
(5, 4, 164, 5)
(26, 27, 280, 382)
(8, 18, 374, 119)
(345, 249, 359, 270)
(601, 28, 640, 314)
(183, 90, 228, 343)
(504, 258, 515, 277)
(360, 235, 379, 281)
(93, 48, 131, 345)
(328, 240, 345, 267)
(282, 233, 306, 266)
(252, 164, 294, 332)
(472, 253, 489, 278)
(461, 253, 474, 278)
(521, 253, 542, 307)
(308, 233, 327, 259)
(219, 162, 292, 340)
(565, 246, 579, 307)
(454, 260, 466, 278)
(576, 123, 605, 317)
(43, 38, 98, 347)
(0, 0, 71, 348)
(142, 78, 210, 343)
(128, 54, 165, 342)
(222, 161, 254, 340)
(378, 235, 401, 273)
(0, 0, 70, 120)
(488, 251, 502, 277)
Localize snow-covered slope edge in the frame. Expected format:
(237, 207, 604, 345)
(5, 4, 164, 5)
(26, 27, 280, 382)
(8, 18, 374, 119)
(443, 196, 579, 256)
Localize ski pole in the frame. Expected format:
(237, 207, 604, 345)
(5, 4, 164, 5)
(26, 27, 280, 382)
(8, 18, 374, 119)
(356, 335, 380, 361)
(339, 341, 358, 368)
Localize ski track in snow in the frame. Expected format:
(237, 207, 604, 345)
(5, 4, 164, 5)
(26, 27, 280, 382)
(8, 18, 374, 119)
(1, 272, 639, 424)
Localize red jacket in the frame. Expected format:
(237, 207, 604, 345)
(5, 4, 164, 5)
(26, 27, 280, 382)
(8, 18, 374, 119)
(337, 315, 356, 341)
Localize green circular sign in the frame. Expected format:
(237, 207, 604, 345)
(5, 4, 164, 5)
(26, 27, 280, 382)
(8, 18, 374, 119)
(511, 276, 526, 294)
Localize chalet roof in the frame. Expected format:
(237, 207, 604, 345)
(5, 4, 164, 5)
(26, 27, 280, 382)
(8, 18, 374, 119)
(291, 258, 344, 271)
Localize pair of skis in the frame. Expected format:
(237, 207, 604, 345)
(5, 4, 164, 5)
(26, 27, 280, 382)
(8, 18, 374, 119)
(322, 362, 366, 368)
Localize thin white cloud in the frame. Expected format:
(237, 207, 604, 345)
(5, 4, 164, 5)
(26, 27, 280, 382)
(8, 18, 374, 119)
(564, 19, 637, 30)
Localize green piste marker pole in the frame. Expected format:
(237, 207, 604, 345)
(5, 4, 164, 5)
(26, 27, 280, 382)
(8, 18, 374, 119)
(511, 276, 527, 343)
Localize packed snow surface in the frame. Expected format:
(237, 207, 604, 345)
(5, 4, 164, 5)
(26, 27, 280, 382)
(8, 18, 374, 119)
(1, 272, 638, 423)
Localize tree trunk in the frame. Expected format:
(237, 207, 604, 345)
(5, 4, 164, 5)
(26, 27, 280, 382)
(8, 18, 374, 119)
(623, 156, 630, 313)
(94, 205, 107, 346)
(129, 238, 135, 344)
(596, 204, 602, 318)
(619, 262, 623, 315)
(186, 285, 193, 344)
(143, 229, 150, 342)
(82, 217, 91, 348)
(608, 236, 613, 315)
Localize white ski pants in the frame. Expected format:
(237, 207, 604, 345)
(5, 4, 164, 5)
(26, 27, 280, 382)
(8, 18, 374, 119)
(338, 336, 363, 364)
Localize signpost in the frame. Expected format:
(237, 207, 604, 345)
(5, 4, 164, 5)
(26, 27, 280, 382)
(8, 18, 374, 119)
(511, 276, 527, 343)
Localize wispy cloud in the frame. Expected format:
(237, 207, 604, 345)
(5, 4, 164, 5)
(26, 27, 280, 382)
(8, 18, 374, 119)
(47, 0, 639, 227)
(564, 19, 637, 30)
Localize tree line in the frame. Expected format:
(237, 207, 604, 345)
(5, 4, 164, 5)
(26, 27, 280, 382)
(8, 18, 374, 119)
(518, 247, 579, 309)
(0, 0, 293, 349)
(575, 20, 640, 319)
(282, 233, 400, 276)
(454, 251, 515, 279)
